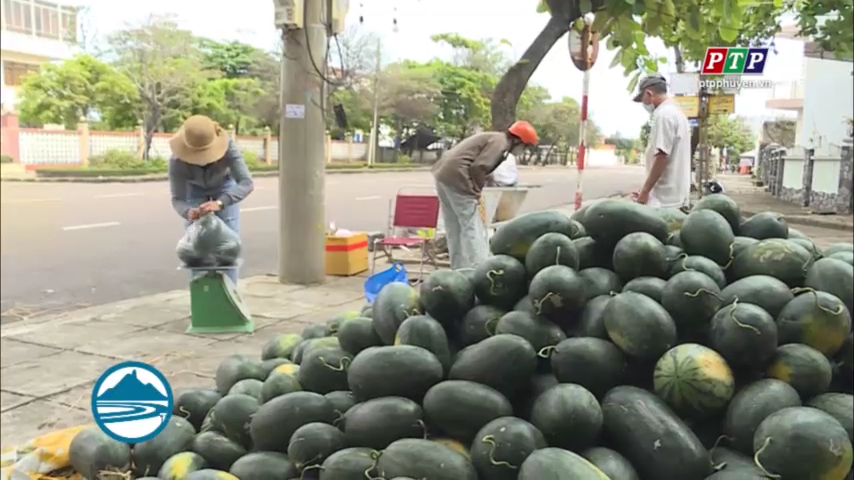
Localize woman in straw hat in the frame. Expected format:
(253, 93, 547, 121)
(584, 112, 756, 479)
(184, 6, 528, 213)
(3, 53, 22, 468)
(168, 115, 255, 283)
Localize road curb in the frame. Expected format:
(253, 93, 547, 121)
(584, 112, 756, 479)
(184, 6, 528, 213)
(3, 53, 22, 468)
(0, 167, 432, 183)
(740, 209, 853, 232)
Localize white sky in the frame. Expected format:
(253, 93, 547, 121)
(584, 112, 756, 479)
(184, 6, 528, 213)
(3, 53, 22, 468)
(80, 0, 806, 138)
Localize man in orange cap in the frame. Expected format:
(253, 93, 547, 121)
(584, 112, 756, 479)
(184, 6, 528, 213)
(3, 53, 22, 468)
(432, 121, 539, 268)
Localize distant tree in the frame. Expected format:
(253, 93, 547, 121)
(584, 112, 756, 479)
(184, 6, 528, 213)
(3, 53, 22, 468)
(378, 63, 441, 146)
(798, 0, 853, 60)
(708, 115, 755, 159)
(107, 15, 212, 158)
(761, 119, 796, 148)
(17, 54, 139, 130)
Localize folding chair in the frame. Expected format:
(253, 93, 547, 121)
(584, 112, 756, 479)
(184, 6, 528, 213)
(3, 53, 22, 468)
(371, 188, 440, 283)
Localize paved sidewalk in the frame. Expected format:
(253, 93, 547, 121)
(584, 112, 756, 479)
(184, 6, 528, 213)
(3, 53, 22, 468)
(0, 274, 368, 447)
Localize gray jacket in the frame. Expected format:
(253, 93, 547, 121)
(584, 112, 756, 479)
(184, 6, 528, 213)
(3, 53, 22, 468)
(168, 139, 254, 219)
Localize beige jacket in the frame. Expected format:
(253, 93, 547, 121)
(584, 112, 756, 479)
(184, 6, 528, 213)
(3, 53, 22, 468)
(431, 132, 511, 197)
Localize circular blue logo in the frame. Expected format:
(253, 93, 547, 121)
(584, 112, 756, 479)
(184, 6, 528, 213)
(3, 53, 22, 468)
(90, 361, 173, 443)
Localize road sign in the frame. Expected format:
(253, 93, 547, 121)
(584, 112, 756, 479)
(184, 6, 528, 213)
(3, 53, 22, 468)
(708, 94, 735, 115)
(568, 25, 599, 72)
(702, 47, 769, 75)
(673, 95, 700, 118)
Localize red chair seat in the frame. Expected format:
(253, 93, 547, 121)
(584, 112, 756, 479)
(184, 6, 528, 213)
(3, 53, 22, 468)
(377, 237, 425, 247)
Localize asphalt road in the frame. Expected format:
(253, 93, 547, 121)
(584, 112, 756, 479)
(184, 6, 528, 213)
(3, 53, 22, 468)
(0, 166, 645, 320)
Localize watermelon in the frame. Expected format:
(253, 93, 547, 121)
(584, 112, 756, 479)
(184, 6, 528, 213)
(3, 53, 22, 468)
(740, 212, 788, 240)
(612, 232, 668, 281)
(808, 393, 853, 443)
(293, 336, 340, 364)
(838, 334, 854, 386)
(325, 311, 361, 335)
(260, 358, 292, 377)
(325, 390, 356, 417)
(573, 294, 611, 339)
(601, 386, 711, 480)
(68, 428, 132, 480)
(260, 368, 302, 403)
(261, 333, 303, 360)
(692, 194, 742, 233)
(653, 343, 735, 418)
(530, 383, 603, 451)
(495, 311, 566, 354)
(766, 343, 833, 398)
(372, 282, 421, 344)
(529, 265, 587, 321)
(472, 254, 528, 309)
(341, 396, 423, 449)
(347, 345, 443, 402)
(581, 199, 669, 247)
(377, 439, 477, 480)
(394, 315, 452, 372)
(514, 373, 560, 421)
(215, 355, 266, 395)
(203, 394, 258, 448)
(580, 447, 640, 480)
(622, 276, 667, 303)
(518, 448, 610, 479)
(470, 417, 546, 480)
(250, 391, 337, 452)
(419, 269, 475, 327)
(730, 238, 815, 288)
(423, 380, 513, 443)
(708, 302, 778, 368)
(604, 291, 677, 361)
(513, 295, 536, 314)
(730, 236, 759, 258)
(228, 378, 262, 399)
(319, 448, 377, 479)
(573, 236, 614, 270)
(297, 347, 352, 394)
(431, 437, 470, 459)
(660, 207, 688, 232)
(525, 232, 580, 278)
(790, 237, 823, 261)
(551, 337, 626, 398)
(359, 304, 373, 317)
(777, 290, 851, 356)
(805, 257, 854, 319)
(579, 267, 623, 299)
(680, 209, 736, 266)
(133, 417, 196, 477)
(572, 204, 590, 224)
(570, 219, 587, 238)
(459, 305, 504, 347)
(174, 389, 221, 432)
(720, 275, 794, 318)
(158, 452, 208, 479)
(708, 446, 766, 476)
(831, 251, 854, 266)
(287, 422, 345, 469)
(753, 406, 853, 479)
(669, 255, 727, 289)
(228, 452, 297, 480)
(661, 271, 723, 333)
(184, 470, 238, 480)
(788, 227, 808, 239)
(449, 334, 537, 398)
(490, 210, 577, 259)
(666, 230, 683, 248)
(191, 431, 246, 471)
(825, 243, 854, 256)
(337, 317, 383, 355)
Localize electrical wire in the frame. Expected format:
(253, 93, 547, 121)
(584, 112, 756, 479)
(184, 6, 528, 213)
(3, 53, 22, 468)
(302, 0, 345, 87)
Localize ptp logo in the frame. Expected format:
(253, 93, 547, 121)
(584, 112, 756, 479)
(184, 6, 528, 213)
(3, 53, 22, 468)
(701, 47, 769, 75)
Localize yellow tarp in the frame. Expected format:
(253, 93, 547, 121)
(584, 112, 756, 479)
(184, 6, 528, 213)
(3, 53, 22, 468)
(1, 425, 92, 480)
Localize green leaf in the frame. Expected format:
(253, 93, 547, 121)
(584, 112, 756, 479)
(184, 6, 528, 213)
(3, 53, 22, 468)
(719, 24, 739, 42)
(658, 56, 668, 64)
(620, 50, 638, 70)
(580, 0, 593, 13)
(536, 0, 549, 13)
(624, 0, 635, 4)
(627, 71, 641, 92)
(610, 49, 624, 68)
(592, 12, 612, 32)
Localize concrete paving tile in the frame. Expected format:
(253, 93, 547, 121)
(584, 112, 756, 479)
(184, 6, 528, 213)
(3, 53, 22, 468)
(0, 391, 36, 413)
(75, 328, 218, 365)
(207, 331, 281, 359)
(98, 301, 190, 328)
(248, 298, 322, 322)
(278, 286, 364, 307)
(9, 319, 146, 350)
(0, 338, 62, 369)
(1, 350, 115, 398)
(0, 400, 93, 448)
(145, 347, 232, 380)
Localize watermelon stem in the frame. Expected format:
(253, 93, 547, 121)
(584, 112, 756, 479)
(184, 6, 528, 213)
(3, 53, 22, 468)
(95, 469, 131, 479)
(722, 243, 735, 270)
(299, 463, 323, 479)
(319, 356, 352, 372)
(533, 293, 556, 315)
(684, 288, 723, 301)
(415, 419, 429, 439)
(537, 345, 556, 358)
(753, 437, 782, 479)
(709, 434, 736, 471)
(177, 405, 191, 419)
(727, 300, 761, 335)
(486, 270, 506, 296)
(555, 246, 561, 265)
(791, 288, 846, 316)
(480, 435, 519, 469)
(484, 316, 499, 336)
(364, 449, 384, 480)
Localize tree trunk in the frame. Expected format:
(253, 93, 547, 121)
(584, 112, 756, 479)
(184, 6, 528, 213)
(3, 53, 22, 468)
(673, 46, 685, 73)
(142, 108, 161, 160)
(489, 15, 573, 131)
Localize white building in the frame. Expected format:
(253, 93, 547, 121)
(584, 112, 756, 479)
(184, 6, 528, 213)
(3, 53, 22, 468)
(765, 23, 854, 154)
(1, 0, 82, 110)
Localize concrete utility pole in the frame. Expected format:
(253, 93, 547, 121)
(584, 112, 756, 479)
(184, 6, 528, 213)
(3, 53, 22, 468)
(277, 0, 328, 284)
(366, 39, 382, 167)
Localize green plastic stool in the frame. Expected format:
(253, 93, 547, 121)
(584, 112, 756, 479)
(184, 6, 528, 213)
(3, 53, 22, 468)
(187, 268, 254, 334)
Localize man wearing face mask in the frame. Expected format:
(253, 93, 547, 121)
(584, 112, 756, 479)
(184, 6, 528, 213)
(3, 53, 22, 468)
(632, 74, 692, 209)
(432, 121, 539, 268)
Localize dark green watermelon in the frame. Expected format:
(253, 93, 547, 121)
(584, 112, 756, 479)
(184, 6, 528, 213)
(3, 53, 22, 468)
(337, 317, 383, 356)
(490, 210, 577, 260)
(581, 199, 669, 248)
(579, 267, 623, 299)
(347, 346, 443, 402)
(228, 452, 297, 480)
(287, 422, 345, 470)
(730, 238, 815, 288)
(573, 295, 611, 339)
(342, 396, 424, 449)
(612, 232, 668, 281)
(622, 276, 667, 303)
(669, 255, 727, 289)
(529, 265, 588, 321)
(660, 207, 688, 233)
(807, 393, 853, 443)
(472, 254, 527, 309)
(297, 347, 352, 394)
(551, 337, 626, 398)
(805, 257, 854, 319)
(319, 448, 376, 479)
(776, 290, 851, 357)
(423, 380, 513, 444)
(372, 282, 421, 344)
(789, 237, 823, 261)
(661, 271, 723, 331)
(394, 315, 452, 373)
(459, 304, 505, 347)
(448, 334, 537, 398)
(513, 295, 537, 315)
(691, 194, 742, 233)
(419, 269, 475, 327)
(720, 275, 794, 318)
(709, 302, 778, 368)
(765, 344, 833, 398)
(471, 417, 547, 480)
(573, 236, 613, 270)
(530, 383, 603, 451)
(525, 232, 580, 278)
(680, 209, 735, 266)
(740, 212, 788, 240)
(581, 447, 640, 480)
(495, 311, 566, 354)
(604, 291, 677, 361)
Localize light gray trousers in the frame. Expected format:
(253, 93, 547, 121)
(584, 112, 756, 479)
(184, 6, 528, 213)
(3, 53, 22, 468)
(435, 181, 489, 269)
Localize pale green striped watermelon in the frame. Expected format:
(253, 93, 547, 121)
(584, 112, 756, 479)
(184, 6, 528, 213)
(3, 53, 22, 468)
(653, 343, 735, 418)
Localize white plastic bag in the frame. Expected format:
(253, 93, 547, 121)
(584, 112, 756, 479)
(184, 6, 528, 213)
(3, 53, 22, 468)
(176, 213, 242, 267)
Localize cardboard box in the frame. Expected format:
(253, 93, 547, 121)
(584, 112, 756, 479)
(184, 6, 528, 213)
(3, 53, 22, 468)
(325, 232, 369, 276)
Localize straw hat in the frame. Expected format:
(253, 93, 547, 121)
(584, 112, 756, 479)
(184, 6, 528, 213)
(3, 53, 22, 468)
(169, 115, 229, 166)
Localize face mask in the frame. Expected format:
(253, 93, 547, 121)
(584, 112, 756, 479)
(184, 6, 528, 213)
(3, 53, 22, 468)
(643, 102, 655, 114)
(511, 146, 526, 156)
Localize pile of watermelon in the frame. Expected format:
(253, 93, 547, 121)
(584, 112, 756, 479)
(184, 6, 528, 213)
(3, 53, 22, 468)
(67, 196, 854, 480)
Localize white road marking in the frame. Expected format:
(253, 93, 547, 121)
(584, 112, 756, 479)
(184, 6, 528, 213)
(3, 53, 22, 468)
(93, 193, 144, 199)
(241, 205, 277, 213)
(355, 195, 381, 201)
(0, 197, 61, 205)
(62, 222, 121, 231)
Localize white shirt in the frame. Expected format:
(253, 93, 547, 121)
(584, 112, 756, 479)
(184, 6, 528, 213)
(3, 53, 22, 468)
(491, 153, 519, 186)
(645, 98, 692, 208)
